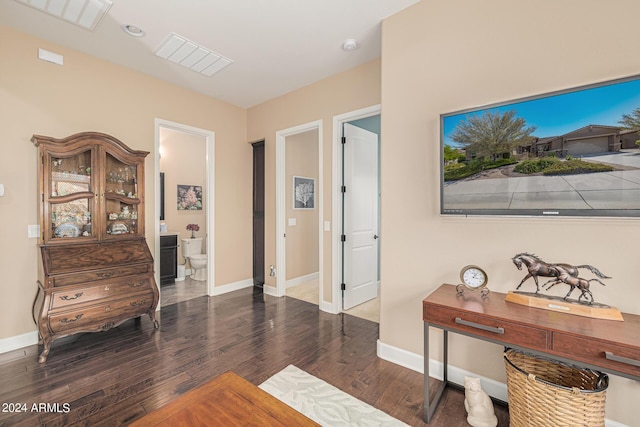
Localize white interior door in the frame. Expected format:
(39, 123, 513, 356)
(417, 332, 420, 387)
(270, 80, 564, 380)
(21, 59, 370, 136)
(342, 123, 379, 310)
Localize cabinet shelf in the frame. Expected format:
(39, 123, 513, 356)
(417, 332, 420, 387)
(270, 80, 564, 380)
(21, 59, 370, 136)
(104, 193, 141, 204)
(49, 191, 95, 203)
(52, 171, 91, 183)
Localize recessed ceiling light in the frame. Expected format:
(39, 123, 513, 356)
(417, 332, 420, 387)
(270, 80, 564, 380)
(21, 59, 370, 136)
(342, 39, 359, 51)
(122, 24, 145, 37)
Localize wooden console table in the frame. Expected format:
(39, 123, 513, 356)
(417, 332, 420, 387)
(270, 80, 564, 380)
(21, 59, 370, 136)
(130, 371, 319, 426)
(422, 284, 640, 423)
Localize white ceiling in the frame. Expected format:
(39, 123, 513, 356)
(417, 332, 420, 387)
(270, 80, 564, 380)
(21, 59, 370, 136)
(0, 0, 420, 108)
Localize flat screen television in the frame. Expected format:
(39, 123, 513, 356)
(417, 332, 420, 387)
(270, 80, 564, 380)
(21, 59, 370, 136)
(440, 75, 640, 218)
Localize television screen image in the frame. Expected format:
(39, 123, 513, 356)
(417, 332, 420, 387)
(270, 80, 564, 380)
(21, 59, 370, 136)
(440, 75, 640, 218)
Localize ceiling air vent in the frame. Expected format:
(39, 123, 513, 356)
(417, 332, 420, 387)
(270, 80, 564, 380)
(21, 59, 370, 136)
(155, 32, 233, 77)
(14, 0, 112, 31)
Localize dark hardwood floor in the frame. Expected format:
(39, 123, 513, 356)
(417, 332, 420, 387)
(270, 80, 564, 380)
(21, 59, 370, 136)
(0, 287, 509, 426)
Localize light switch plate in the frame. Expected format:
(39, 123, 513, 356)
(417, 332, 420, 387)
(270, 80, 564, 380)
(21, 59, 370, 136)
(0, 184, 4, 196)
(324, 221, 331, 231)
(28, 224, 40, 238)
(288, 218, 296, 226)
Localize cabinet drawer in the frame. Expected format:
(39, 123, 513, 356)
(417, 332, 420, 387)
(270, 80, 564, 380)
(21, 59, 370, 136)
(552, 332, 640, 377)
(50, 264, 151, 287)
(50, 275, 153, 310)
(425, 305, 548, 351)
(160, 235, 177, 248)
(49, 291, 154, 333)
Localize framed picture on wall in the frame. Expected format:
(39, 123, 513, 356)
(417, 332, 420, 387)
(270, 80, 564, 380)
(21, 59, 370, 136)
(177, 184, 203, 210)
(293, 176, 315, 209)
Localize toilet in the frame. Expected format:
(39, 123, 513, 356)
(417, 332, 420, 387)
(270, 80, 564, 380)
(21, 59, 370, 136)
(181, 237, 207, 281)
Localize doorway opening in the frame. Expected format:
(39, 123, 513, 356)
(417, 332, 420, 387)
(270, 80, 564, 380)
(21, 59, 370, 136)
(332, 106, 381, 322)
(271, 121, 324, 309)
(252, 140, 265, 289)
(154, 119, 215, 307)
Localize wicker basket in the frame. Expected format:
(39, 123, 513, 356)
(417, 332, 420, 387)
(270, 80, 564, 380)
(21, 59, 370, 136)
(504, 349, 608, 427)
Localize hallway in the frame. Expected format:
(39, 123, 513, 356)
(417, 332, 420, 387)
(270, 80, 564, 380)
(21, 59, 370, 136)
(286, 278, 380, 323)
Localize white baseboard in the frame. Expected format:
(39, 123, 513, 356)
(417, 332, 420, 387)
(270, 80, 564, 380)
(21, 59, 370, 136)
(262, 278, 337, 314)
(319, 300, 339, 314)
(212, 278, 254, 296)
(262, 271, 319, 298)
(377, 339, 424, 373)
(0, 331, 38, 355)
(285, 272, 319, 289)
(376, 339, 507, 401)
(263, 284, 278, 297)
(376, 340, 627, 427)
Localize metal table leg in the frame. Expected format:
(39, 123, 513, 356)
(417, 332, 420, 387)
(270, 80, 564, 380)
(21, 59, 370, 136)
(424, 323, 448, 423)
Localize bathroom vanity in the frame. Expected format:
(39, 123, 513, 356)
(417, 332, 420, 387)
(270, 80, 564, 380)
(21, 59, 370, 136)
(32, 132, 159, 363)
(160, 233, 178, 285)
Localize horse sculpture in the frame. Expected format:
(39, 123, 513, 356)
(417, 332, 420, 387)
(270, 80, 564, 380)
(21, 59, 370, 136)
(543, 265, 607, 303)
(511, 253, 610, 294)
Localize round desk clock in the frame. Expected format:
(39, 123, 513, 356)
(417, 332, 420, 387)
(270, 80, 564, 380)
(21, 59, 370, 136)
(457, 265, 490, 298)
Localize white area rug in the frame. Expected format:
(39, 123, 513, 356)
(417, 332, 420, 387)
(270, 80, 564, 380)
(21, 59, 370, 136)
(259, 365, 409, 427)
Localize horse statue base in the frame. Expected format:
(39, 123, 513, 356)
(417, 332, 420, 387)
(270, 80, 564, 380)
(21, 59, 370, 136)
(506, 291, 623, 321)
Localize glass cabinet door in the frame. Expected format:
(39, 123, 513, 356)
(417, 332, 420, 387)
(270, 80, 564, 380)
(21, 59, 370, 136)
(48, 150, 95, 241)
(103, 152, 141, 237)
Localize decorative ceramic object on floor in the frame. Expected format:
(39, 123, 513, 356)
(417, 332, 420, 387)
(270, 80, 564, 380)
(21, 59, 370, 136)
(464, 376, 497, 427)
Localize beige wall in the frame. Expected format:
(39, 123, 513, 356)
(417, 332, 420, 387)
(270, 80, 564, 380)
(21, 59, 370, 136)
(0, 25, 250, 340)
(247, 59, 381, 303)
(159, 128, 207, 261)
(381, 0, 640, 424)
(285, 130, 319, 280)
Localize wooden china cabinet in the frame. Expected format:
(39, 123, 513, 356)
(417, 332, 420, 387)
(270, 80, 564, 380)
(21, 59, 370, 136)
(32, 132, 159, 363)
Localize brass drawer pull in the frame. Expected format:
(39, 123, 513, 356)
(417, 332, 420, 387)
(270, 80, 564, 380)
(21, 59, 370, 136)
(104, 286, 110, 291)
(605, 351, 640, 368)
(100, 322, 115, 331)
(129, 281, 144, 288)
(96, 271, 115, 278)
(455, 317, 504, 334)
(60, 314, 83, 324)
(130, 300, 147, 307)
(59, 292, 83, 301)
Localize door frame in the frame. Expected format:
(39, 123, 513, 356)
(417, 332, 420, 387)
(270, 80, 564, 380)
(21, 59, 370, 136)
(331, 105, 381, 314)
(154, 119, 216, 299)
(270, 120, 323, 304)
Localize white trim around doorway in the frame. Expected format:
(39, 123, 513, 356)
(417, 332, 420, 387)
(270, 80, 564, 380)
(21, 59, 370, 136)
(270, 120, 324, 308)
(154, 119, 216, 300)
(331, 105, 381, 314)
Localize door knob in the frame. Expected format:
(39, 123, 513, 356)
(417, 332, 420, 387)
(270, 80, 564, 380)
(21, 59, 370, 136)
(373, 235, 379, 239)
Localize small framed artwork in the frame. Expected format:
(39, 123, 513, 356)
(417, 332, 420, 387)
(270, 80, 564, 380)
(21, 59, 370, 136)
(177, 184, 203, 210)
(293, 176, 315, 209)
